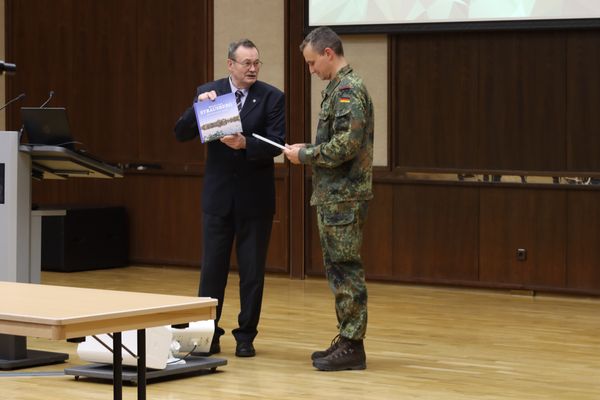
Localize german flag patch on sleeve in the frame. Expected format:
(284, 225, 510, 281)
(340, 96, 351, 103)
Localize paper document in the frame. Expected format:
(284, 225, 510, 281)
(252, 133, 287, 150)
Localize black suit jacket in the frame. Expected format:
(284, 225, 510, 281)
(174, 78, 285, 218)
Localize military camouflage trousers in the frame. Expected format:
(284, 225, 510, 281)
(316, 201, 369, 340)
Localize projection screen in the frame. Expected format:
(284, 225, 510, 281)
(308, 0, 600, 33)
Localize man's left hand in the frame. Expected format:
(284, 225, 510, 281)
(283, 145, 302, 164)
(220, 133, 246, 149)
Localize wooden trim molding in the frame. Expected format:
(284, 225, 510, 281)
(286, 0, 309, 279)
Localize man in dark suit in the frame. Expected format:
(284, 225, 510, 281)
(174, 39, 285, 357)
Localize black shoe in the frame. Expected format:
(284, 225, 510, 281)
(311, 334, 342, 360)
(312, 337, 366, 371)
(235, 341, 256, 357)
(209, 340, 221, 355)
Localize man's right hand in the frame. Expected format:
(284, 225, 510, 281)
(198, 90, 217, 102)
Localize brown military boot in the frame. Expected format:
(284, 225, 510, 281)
(312, 337, 366, 371)
(311, 334, 341, 360)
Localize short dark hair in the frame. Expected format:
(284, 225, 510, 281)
(300, 26, 344, 56)
(228, 39, 258, 60)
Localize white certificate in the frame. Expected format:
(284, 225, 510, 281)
(252, 133, 286, 150)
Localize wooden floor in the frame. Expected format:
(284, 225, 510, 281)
(2, 265, 600, 399)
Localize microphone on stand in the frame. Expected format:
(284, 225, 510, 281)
(19, 90, 56, 141)
(0, 93, 25, 111)
(0, 60, 17, 75)
(39, 90, 54, 108)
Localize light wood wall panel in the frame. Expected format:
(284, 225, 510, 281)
(214, 0, 285, 167)
(214, 0, 285, 92)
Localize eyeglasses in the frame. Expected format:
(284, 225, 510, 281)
(230, 59, 263, 69)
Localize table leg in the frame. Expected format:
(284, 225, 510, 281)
(113, 332, 122, 400)
(137, 329, 146, 400)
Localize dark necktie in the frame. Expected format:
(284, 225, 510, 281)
(235, 90, 243, 112)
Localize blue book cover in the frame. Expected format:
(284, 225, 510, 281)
(193, 92, 243, 143)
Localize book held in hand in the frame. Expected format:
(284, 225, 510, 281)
(193, 92, 243, 143)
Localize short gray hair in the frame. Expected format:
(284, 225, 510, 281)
(300, 26, 343, 56)
(228, 39, 258, 60)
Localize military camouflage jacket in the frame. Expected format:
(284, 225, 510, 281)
(299, 65, 374, 205)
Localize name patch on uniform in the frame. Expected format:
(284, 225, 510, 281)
(340, 96, 351, 103)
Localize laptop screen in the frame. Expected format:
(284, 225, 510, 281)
(0, 163, 4, 204)
(20, 107, 75, 149)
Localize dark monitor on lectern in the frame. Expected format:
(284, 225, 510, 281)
(21, 107, 75, 149)
(0, 163, 4, 204)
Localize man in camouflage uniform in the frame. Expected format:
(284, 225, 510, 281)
(284, 26, 374, 371)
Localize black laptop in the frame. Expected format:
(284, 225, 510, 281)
(20, 107, 109, 165)
(20, 107, 76, 149)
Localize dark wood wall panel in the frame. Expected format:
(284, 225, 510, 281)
(9, 0, 600, 293)
(478, 31, 565, 171)
(305, 183, 395, 278)
(5, 0, 152, 162)
(392, 184, 479, 282)
(479, 188, 567, 287)
(70, 0, 138, 161)
(306, 183, 479, 283)
(230, 174, 289, 273)
(392, 30, 567, 172)
(31, 174, 288, 271)
(6, 0, 211, 165)
(5, 0, 75, 134)
(567, 191, 600, 291)
(31, 175, 203, 265)
(362, 184, 394, 278)
(393, 33, 479, 169)
(270, 174, 290, 272)
(566, 30, 600, 171)
(304, 179, 600, 294)
(6, 0, 289, 273)
(5, 1, 231, 269)
(300, 7, 600, 293)
(123, 175, 203, 266)
(136, 0, 210, 165)
(287, 0, 309, 278)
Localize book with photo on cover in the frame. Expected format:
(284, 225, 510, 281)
(193, 92, 243, 143)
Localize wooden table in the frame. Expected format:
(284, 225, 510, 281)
(0, 281, 218, 400)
